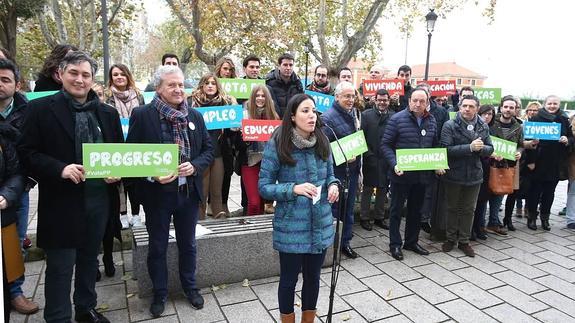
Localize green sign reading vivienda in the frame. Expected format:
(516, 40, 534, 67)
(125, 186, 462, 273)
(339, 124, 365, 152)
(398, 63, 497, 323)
(219, 78, 265, 99)
(82, 143, 179, 178)
(396, 148, 449, 171)
(490, 136, 517, 161)
(473, 87, 502, 105)
(330, 130, 368, 166)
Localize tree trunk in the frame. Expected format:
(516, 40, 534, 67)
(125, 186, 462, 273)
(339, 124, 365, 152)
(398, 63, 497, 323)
(0, 6, 17, 60)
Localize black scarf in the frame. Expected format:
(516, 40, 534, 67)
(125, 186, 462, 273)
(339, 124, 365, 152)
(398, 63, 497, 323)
(63, 90, 103, 163)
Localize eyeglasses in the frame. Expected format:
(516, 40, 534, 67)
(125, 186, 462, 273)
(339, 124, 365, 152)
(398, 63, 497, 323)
(341, 94, 356, 100)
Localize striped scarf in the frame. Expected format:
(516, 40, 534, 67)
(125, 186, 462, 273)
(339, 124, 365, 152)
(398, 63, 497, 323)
(153, 95, 191, 163)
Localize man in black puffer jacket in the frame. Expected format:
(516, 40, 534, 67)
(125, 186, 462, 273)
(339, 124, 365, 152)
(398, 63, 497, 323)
(266, 53, 303, 118)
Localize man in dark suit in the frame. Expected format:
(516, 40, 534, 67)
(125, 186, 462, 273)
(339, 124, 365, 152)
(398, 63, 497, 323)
(18, 51, 123, 323)
(126, 65, 214, 318)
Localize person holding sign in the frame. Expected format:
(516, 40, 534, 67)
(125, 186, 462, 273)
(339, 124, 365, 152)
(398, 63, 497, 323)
(440, 95, 493, 257)
(188, 73, 237, 219)
(236, 85, 279, 215)
(525, 95, 573, 231)
(306, 65, 334, 95)
(18, 51, 123, 323)
(381, 87, 439, 261)
(127, 65, 214, 317)
(258, 93, 339, 323)
(321, 81, 362, 259)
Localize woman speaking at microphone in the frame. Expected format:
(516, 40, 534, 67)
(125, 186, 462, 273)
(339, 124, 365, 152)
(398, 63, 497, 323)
(259, 94, 339, 323)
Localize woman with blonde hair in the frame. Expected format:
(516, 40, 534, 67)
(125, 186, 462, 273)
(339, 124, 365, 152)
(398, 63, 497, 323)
(188, 73, 237, 219)
(236, 85, 279, 215)
(214, 57, 237, 79)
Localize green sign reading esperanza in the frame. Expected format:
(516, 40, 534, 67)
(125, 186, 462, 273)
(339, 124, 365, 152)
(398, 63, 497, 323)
(490, 136, 517, 161)
(219, 78, 265, 99)
(330, 130, 368, 166)
(396, 148, 449, 171)
(473, 87, 502, 105)
(82, 143, 178, 178)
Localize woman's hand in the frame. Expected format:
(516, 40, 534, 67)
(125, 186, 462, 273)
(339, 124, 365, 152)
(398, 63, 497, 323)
(293, 183, 318, 199)
(327, 184, 339, 203)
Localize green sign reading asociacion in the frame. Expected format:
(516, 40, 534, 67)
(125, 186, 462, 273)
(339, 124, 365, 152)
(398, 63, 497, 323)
(331, 131, 368, 166)
(82, 143, 179, 178)
(219, 78, 265, 99)
(396, 148, 449, 171)
(490, 136, 517, 161)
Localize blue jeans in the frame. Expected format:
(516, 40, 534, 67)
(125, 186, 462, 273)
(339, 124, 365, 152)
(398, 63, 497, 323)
(332, 166, 359, 248)
(9, 191, 30, 299)
(144, 189, 199, 297)
(278, 250, 326, 314)
(487, 194, 504, 227)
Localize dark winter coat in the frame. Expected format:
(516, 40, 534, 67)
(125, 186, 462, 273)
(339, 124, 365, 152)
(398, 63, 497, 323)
(361, 107, 393, 187)
(0, 123, 25, 228)
(320, 101, 362, 173)
(440, 113, 493, 186)
(265, 69, 303, 117)
(429, 100, 449, 141)
(381, 108, 438, 184)
(34, 74, 62, 92)
(0, 92, 28, 131)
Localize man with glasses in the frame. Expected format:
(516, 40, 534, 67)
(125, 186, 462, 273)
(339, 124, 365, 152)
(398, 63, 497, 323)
(306, 65, 334, 95)
(321, 81, 362, 259)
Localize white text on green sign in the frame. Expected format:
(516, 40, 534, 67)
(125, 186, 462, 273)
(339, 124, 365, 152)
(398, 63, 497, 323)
(219, 78, 265, 99)
(490, 136, 517, 161)
(82, 143, 178, 178)
(396, 148, 449, 171)
(330, 131, 368, 166)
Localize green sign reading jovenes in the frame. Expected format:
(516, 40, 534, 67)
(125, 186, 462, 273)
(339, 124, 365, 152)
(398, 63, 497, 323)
(396, 148, 449, 171)
(330, 131, 368, 166)
(490, 136, 517, 161)
(82, 143, 179, 178)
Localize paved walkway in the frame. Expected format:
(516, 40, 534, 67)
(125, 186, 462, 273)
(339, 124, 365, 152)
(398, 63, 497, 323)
(14, 178, 575, 322)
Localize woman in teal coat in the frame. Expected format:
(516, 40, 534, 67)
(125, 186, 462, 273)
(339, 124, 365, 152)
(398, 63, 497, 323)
(259, 93, 339, 323)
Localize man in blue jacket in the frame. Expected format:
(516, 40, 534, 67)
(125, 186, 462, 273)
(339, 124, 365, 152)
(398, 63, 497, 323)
(381, 87, 443, 260)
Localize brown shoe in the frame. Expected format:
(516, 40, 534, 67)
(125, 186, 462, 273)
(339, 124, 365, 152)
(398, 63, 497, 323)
(11, 295, 39, 314)
(458, 243, 475, 257)
(485, 226, 508, 236)
(264, 203, 275, 214)
(442, 241, 455, 252)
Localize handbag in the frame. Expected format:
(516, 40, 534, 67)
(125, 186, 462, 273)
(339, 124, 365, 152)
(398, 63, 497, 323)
(489, 164, 515, 195)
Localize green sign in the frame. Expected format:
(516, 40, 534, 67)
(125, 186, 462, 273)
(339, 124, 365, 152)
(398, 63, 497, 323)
(449, 111, 456, 120)
(26, 91, 59, 101)
(219, 78, 265, 99)
(490, 136, 517, 161)
(82, 143, 178, 178)
(330, 130, 368, 166)
(396, 148, 449, 171)
(473, 87, 502, 105)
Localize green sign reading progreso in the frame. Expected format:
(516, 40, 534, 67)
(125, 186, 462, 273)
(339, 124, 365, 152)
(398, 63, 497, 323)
(82, 143, 179, 178)
(330, 131, 368, 166)
(396, 148, 449, 171)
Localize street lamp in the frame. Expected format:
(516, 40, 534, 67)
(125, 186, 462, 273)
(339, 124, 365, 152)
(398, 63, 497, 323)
(303, 42, 310, 88)
(424, 9, 438, 81)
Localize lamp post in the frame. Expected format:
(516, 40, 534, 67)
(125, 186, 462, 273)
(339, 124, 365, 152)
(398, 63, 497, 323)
(102, 0, 110, 84)
(424, 8, 438, 81)
(303, 42, 310, 88)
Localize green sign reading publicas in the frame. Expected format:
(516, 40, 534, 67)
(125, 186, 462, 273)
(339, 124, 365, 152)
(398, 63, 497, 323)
(330, 130, 368, 166)
(473, 87, 502, 105)
(490, 136, 517, 161)
(82, 143, 179, 178)
(219, 78, 265, 99)
(396, 148, 449, 171)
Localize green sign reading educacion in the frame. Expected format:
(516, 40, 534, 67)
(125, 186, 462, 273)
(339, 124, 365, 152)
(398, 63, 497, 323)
(82, 143, 179, 178)
(330, 130, 368, 166)
(473, 87, 502, 105)
(490, 136, 517, 161)
(219, 78, 265, 99)
(396, 148, 449, 171)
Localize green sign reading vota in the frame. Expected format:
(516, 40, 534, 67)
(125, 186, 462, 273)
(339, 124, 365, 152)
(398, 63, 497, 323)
(26, 91, 59, 100)
(396, 148, 449, 171)
(82, 143, 178, 178)
(490, 136, 517, 161)
(219, 78, 265, 99)
(473, 88, 502, 105)
(330, 130, 368, 166)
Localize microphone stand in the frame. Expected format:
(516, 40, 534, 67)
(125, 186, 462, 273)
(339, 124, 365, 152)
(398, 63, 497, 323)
(324, 124, 350, 323)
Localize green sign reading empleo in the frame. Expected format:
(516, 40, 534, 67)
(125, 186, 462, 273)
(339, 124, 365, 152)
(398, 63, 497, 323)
(330, 130, 368, 166)
(219, 78, 265, 99)
(490, 136, 517, 161)
(82, 143, 179, 178)
(473, 88, 502, 105)
(396, 148, 449, 171)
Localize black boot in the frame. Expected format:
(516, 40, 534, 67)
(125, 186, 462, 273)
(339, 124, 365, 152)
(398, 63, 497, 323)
(503, 216, 516, 231)
(103, 254, 116, 277)
(527, 211, 538, 231)
(541, 214, 551, 231)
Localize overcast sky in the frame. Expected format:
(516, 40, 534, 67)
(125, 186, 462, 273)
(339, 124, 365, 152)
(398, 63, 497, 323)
(145, 0, 573, 99)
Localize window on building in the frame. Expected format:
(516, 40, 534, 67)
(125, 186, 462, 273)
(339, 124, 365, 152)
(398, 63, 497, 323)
(457, 78, 462, 85)
(471, 79, 476, 86)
